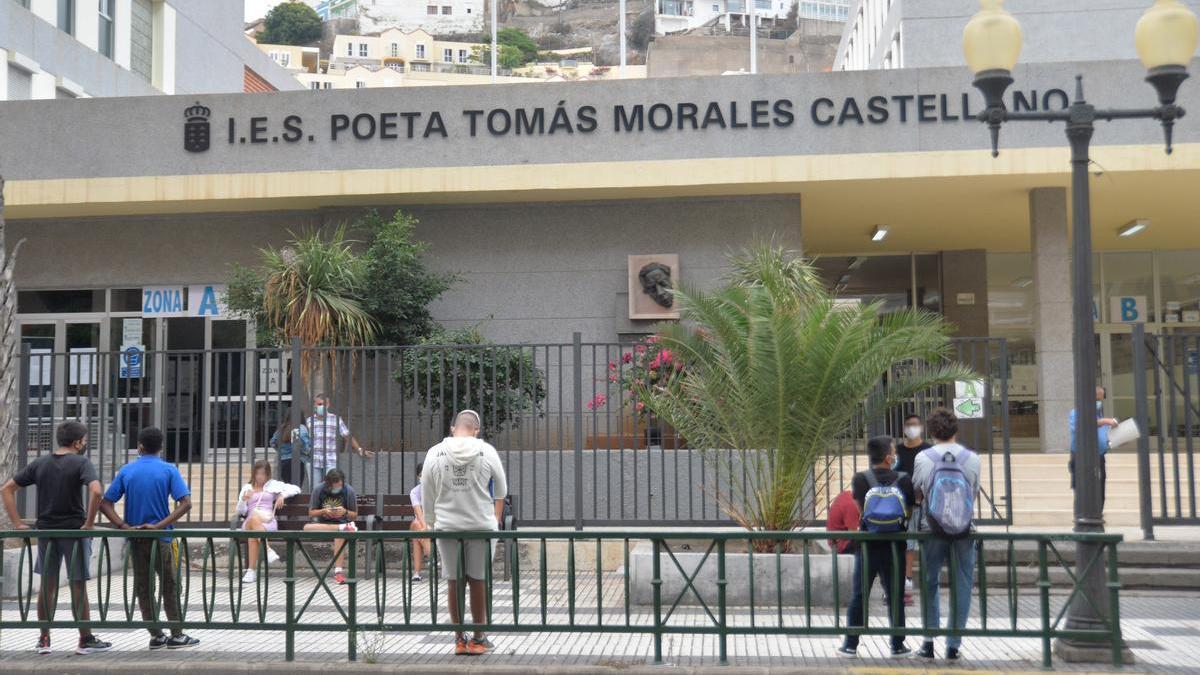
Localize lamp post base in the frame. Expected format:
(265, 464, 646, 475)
(1053, 637, 1135, 665)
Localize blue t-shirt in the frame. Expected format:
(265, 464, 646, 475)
(103, 455, 191, 540)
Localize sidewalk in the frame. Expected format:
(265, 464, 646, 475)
(1, 571, 1196, 673)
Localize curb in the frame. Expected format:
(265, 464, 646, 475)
(0, 661, 1140, 675)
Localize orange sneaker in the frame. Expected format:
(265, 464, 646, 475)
(455, 637, 469, 655)
(467, 637, 493, 655)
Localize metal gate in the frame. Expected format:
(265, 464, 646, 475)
(1131, 323, 1200, 539)
(15, 335, 1011, 528)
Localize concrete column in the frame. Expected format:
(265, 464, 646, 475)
(940, 249, 989, 337)
(1030, 187, 1074, 453)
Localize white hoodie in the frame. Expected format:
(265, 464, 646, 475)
(422, 436, 508, 532)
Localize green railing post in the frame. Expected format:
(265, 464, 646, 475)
(652, 538, 663, 664)
(285, 539, 295, 662)
(347, 537, 357, 662)
(1107, 542, 1123, 667)
(716, 539, 728, 666)
(1038, 541, 1052, 669)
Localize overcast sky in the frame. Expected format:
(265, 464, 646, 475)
(244, 0, 291, 23)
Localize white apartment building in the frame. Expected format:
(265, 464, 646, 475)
(329, 27, 484, 74)
(2, 0, 301, 100)
(797, 0, 848, 22)
(356, 0, 484, 35)
(656, 0, 793, 36)
(834, 0, 1200, 71)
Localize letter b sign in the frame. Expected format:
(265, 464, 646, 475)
(1110, 296, 1146, 323)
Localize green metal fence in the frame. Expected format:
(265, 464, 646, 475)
(0, 529, 1123, 668)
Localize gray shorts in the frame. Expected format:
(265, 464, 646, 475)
(36, 537, 92, 582)
(906, 506, 921, 552)
(437, 537, 493, 581)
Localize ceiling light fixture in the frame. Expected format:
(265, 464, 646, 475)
(1119, 219, 1149, 237)
(871, 226, 889, 242)
(1011, 277, 1033, 288)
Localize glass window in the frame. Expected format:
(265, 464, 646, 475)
(98, 0, 115, 58)
(1101, 252, 1154, 323)
(311, 81, 321, 90)
(915, 253, 941, 314)
(346, 42, 354, 56)
(57, 0, 74, 34)
(441, 5, 451, 13)
(390, 42, 399, 57)
(443, 48, 453, 63)
(427, 4, 437, 14)
(323, 81, 333, 89)
(458, 49, 468, 63)
(358, 43, 368, 57)
(813, 255, 913, 315)
(110, 288, 144, 312)
(18, 290, 105, 314)
(1157, 251, 1200, 323)
(355, 80, 366, 88)
(416, 44, 426, 59)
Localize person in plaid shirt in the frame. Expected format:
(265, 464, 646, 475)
(305, 393, 373, 487)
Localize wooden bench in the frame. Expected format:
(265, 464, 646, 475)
(230, 493, 379, 574)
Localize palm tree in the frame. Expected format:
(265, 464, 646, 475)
(635, 243, 975, 543)
(256, 225, 377, 390)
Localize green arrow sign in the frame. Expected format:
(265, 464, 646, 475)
(956, 399, 983, 417)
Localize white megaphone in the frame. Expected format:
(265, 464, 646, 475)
(1107, 418, 1141, 449)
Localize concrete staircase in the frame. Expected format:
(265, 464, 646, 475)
(991, 452, 1196, 529)
(977, 540, 1200, 590)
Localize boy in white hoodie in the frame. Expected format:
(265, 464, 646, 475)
(422, 409, 508, 656)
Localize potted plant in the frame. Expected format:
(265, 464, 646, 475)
(627, 243, 974, 606)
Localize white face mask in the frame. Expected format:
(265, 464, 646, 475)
(904, 425, 923, 440)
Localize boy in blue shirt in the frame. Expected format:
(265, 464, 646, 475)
(99, 427, 200, 650)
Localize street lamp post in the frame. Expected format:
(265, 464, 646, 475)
(962, 0, 1199, 663)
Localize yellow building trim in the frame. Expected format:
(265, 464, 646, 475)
(7, 143, 1198, 220)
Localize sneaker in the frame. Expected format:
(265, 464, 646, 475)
(946, 647, 961, 661)
(904, 577, 914, 592)
(36, 635, 51, 655)
(76, 635, 113, 655)
(166, 634, 200, 650)
(466, 637, 492, 655)
(891, 645, 912, 657)
(411, 573, 424, 582)
(149, 634, 169, 650)
(339, 522, 358, 533)
(242, 569, 257, 584)
(334, 571, 347, 585)
(267, 547, 280, 564)
(455, 637, 469, 656)
(836, 645, 857, 658)
(903, 592, 914, 606)
(915, 642, 935, 660)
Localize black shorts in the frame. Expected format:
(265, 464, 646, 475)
(35, 537, 92, 582)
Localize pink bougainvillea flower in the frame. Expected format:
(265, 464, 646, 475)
(608, 373, 618, 383)
(636, 401, 646, 412)
(622, 352, 633, 364)
(608, 361, 617, 371)
(636, 344, 648, 354)
(646, 336, 659, 344)
(586, 393, 608, 410)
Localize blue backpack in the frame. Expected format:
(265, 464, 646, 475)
(922, 447, 976, 539)
(861, 471, 909, 533)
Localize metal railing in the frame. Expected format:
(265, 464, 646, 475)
(16, 335, 1012, 528)
(0, 528, 1122, 668)
(1133, 324, 1200, 538)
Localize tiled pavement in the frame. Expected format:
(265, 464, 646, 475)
(2, 571, 1197, 672)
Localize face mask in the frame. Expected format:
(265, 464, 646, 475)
(329, 486, 342, 495)
(904, 425, 923, 440)
(315, 405, 326, 415)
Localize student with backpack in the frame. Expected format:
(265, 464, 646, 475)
(912, 408, 981, 662)
(837, 436, 916, 658)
